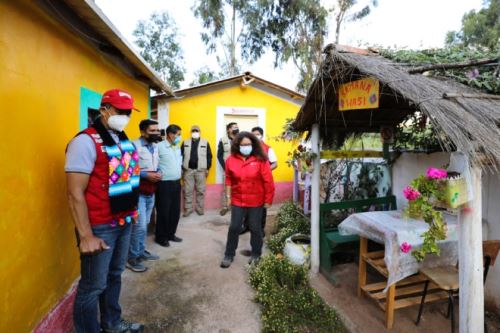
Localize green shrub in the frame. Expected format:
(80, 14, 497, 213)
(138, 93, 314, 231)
(269, 202, 310, 255)
(276, 201, 310, 234)
(249, 255, 346, 333)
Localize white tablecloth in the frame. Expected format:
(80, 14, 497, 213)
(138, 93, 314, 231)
(338, 210, 458, 290)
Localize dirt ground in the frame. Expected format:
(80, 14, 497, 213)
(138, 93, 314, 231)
(312, 263, 500, 333)
(119, 209, 271, 333)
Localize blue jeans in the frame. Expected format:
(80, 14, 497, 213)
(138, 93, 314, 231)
(73, 223, 131, 333)
(129, 194, 155, 259)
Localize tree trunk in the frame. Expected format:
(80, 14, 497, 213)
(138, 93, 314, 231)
(230, 3, 237, 75)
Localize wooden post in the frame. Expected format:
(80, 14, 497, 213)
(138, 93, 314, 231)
(385, 284, 396, 329)
(358, 237, 368, 297)
(303, 173, 311, 215)
(310, 123, 320, 274)
(458, 166, 484, 333)
(293, 167, 299, 204)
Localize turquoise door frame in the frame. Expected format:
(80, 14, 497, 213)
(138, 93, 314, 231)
(79, 87, 102, 130)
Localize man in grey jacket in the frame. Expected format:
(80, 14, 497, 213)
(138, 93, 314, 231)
(181, 125, 213, 216)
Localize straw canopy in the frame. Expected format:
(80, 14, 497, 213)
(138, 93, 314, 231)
(293, 44, 500, 169)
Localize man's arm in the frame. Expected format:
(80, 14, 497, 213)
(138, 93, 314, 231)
(268, 147, 278, 170)
(207, 142, 213, 170)
(66, 173, 109, 254)
(217, 140, 225, 170)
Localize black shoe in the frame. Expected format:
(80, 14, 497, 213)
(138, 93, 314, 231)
(220, 256, 233, 268)
(168, 235, 183, 242)
(220, 207, 229, 216)
(102, 319, 144, 333)
(126, 258, 148, 273)
(155, 239, 170, 247)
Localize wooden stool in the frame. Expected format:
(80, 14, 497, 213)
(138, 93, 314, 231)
(416, 240, 500, 333)
(416, 266, 459, 333)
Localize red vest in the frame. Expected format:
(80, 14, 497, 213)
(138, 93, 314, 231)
(82, 127, 138, 226)
(261, 141, 270, 154)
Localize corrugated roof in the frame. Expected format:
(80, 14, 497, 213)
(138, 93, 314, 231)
(153, 72, 305, 101)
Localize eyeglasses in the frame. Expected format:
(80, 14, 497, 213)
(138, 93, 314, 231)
(191, 129, 200, 133)
(116, 109, 132, 116)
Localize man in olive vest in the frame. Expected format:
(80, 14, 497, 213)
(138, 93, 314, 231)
(181, 125, 213, 216)
(217, 122, 239, 216)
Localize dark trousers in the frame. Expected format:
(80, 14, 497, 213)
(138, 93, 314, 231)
(155, 180, 181, 242)
(74, 224, 131, 333)
(225, 205, 264, 258)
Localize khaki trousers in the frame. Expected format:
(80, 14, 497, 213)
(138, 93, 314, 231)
(183, 169, 207, 211)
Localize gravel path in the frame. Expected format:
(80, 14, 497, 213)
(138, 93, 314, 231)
(120, 210, 262, 333)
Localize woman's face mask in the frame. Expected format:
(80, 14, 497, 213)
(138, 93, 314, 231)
(239, 145, 253, 156)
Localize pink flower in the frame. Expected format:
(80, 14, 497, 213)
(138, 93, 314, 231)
(426, 167, 447, 179)
(403, 186, 421, 201)
(400, 242, 412, 253)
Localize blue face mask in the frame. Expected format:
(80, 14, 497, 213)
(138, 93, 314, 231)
(173, 136, 181, 145)
(239, 145, 253, 156)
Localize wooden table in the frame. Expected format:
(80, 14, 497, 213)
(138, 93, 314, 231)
(358, 237, 451, 329)
(338, 211, 458, 329)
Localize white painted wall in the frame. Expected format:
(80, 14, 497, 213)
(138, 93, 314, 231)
(482, 170, 500, 312)
(392, 153, 500, 312)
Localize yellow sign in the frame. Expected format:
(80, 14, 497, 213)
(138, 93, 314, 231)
(320, 150, 384, 159)
(339, 77, 379, 111)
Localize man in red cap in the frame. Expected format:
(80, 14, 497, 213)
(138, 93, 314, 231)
(65, 89, 144, 333)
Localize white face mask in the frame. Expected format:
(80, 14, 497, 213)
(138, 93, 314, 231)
(192, 132, 200, 139)
(107, 115, 130, 132)
(255, 134, 263, 141)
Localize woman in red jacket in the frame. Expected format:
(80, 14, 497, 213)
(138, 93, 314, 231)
(220, 132, 275, 268)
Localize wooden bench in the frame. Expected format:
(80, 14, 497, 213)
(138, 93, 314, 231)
(319, 195, 397, 283)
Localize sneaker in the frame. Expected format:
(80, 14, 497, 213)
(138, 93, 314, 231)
(219, 207, 229, 216)
(126, 259, 147, 273)
(248, 256, 261, 265)
(220, 256, 234, 268)
(102, 319, 144, 333)
(140, 250, 159, 261)
(195, 208, 204, 215)
(183, 210, 193, 217)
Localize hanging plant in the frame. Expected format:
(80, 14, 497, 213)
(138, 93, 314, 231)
(286, 144, 318, 173)
(403, 167, 450, 262)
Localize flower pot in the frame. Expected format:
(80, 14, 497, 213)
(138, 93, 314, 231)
(284, 234, 311, 266)
(436, 176, 468, 209)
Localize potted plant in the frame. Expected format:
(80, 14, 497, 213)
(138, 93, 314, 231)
(287, 144, 317, 173)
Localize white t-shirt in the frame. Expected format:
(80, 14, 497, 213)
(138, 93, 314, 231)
(268, 147, 277, 164)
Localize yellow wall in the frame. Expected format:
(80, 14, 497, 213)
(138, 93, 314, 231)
(0, 2, 150, 331)
(167, 85, 302, 183)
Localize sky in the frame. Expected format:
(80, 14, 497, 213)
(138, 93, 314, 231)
(94, 0, 484, 91)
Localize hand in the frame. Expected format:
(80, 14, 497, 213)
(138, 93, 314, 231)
(146, 172, 162, 183)
(79, 234, 110, 255)
(264, 203, 271, 209)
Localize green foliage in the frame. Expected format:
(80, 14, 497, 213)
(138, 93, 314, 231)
(276, 201, 310, 234)
(133, 11, 185, 89)
(392, 113, 443, 152)
(189, 66, 220, 87)
(446, 0, 499, 51)
(268, 202, 310, 255)
(249, 255, 346, 333)
(380, 47, 500, 94)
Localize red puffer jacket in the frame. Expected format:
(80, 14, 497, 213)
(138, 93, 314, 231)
(225, 154, 275, 207)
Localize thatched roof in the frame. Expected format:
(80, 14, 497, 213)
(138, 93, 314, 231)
(293, 45, 500, 169)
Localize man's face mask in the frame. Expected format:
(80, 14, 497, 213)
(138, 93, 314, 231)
(192, 130, 200, 139)
(104, 107, 131, 132)
(231, 128, 239, 136)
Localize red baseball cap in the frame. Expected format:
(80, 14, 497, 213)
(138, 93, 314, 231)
(101, 89, 140, 111)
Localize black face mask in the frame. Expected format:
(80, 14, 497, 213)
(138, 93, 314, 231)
(231, 129, 239, 135)
(146, 134, 161, 143)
